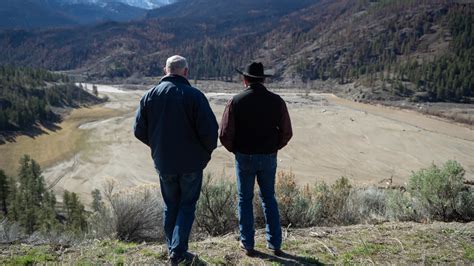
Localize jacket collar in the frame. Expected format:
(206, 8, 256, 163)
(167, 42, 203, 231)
(159, 74, 191, 86)
(247, 83, 267, 91)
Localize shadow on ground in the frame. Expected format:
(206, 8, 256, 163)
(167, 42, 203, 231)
(0, 120, 63, 144)
(254, 250, 324, 265)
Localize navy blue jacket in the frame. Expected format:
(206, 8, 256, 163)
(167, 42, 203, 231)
(133, 75, 218, 175)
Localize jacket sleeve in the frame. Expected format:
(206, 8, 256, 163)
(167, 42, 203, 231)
(195, 92, 219, 154)
(219, 98, 235, 153)
(278, 99, 293, 150)
(133, 95, 149, 146)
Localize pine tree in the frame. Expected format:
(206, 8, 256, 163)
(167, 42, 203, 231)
(91, 189, 103, 213)
(16, 155, 37, 233)
(0, 170, 9, 216)
(7, 175, 19, 221)
(39, 191, 59, 232)
(13, 155, 51, 234)
(63, 190, 71, 218)
(63, 190, 88, 233)
(71, 192, 87, 232)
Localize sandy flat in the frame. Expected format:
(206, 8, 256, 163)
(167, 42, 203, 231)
(38, 85, 474, 205)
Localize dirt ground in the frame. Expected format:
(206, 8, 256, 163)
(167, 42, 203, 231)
(20, 83, 470, 205)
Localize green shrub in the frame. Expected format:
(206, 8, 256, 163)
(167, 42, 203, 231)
(88, 161, 472, 242)
(313, 177, 352, 225)
(385, 189, 419, 222)
(91, 161, 474, 243)
(195, 174, 238, 236)
(408, 160, 469, 221)
(276, 171, 318, 227)
(8, 248, 56, 265)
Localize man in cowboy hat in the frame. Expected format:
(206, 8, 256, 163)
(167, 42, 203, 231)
(219, 62, 293, 257)
(134, 55, 218, 265)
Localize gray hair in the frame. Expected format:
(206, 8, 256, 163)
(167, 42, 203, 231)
(165, 55, 189, 73)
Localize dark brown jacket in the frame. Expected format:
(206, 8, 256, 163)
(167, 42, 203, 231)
(219, 83, 292, 154)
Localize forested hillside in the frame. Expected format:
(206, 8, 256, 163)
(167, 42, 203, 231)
(271, 0, 473, 102)
(0, 0, 472, 102)
(0, 66, 101, 131)
(0, 0, 313, 80)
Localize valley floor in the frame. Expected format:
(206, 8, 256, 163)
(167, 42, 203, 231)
(1, 222, 472, 265)
(1, 82, 473, 206)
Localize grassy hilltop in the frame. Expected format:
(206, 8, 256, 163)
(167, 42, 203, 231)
(1, 222, 473, 265)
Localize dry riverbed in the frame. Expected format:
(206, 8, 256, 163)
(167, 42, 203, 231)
(1, 83, 473, 205)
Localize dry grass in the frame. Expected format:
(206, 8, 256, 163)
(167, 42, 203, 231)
(0, 106, 124, 176)
(0, 222, 472, 265)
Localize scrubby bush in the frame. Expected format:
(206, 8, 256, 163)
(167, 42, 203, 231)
(80, 160, 472, 244)
(345, 187, 387, 224)
(288, 186, 319, 227)
(276, 163, 472, 226)
(408, 160, 472, 221)
(90, 179, 163, 242)
(195, 175, 238, 236)
(2, 153, 474, 247)
(385, 189, 419, 222)
(313, 177, 352, 225)
(456, 189, 474, 221)
(276, 171, 318, 227)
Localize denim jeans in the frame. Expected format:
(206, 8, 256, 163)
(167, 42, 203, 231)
(159, 171, 203, 257)
(235, 152, 282, 250)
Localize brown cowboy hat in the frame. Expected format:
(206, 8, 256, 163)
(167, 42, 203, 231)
(236, 62, 273, 78)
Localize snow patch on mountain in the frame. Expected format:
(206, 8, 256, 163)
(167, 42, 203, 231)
(59, 0, 174, 9)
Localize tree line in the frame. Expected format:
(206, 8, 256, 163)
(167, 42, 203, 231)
(0, 65, 101, 131)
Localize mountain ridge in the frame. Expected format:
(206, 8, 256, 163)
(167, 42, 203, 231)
(60, 0, 174, 9)
(0, 0, 472, 102)
(0, 0, 175, 29)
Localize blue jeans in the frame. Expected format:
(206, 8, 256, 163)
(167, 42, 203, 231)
(159, 171, 203, 257)
(235, 152, 282, 250)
